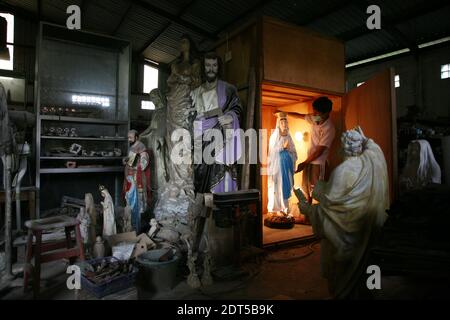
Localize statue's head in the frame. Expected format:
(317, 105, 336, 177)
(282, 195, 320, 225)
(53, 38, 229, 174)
(276, 112, 288, 136)
(203, 52, 222, 83)
(407, 141, 421, 166)
(99, 185, 108, 197)
(179, 34, 199, 63)
(149, 89, 165, 109)
(341, 129, 364, 157)
(312, 97, 332, 124)
(128, 129, 139, 145)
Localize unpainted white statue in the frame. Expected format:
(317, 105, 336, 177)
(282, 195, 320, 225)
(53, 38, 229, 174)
(153, 34, 201, 224)
(93, 236, 105, 259)
(147, 218, 159, 239)
(140, 88, 169, 192)
(85, 193, 97, 245)
(122, 206, 133, 233)
(201, 234, 213, 287)
(77, 207, 91, 245)
(400, 139, 441, 193)
(181, 234, 201, 289)
(295, 126, 389, 299)
(100, 185, 116, 236)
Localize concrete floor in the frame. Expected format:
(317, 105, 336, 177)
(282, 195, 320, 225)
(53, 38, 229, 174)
(0, 243, 330, 300)
(2, 242, 449, 300)
(263, 224, 313, 245)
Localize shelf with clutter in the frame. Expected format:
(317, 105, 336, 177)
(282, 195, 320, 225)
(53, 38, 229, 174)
(35, 22, 131, 215)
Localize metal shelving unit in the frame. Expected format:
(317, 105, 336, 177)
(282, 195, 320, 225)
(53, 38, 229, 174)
(41, 136, 127, 142)
(40, 115, 128, 125)
(35, 22, 131, 216)
(40, 167, 123, 174)
(40, 156, 123, 160)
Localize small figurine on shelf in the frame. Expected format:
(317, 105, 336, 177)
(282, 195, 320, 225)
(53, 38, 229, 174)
(93, 236, 105, 259)
(122, 206, 133, 233)
(69, 128, 77, 137)
(100, 185, 116, 236)
(85, 193, 97, 246)
(77, 207, 91, 246)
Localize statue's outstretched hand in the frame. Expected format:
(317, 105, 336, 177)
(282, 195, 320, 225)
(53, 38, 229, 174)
(354, 125, 369, 150)
(294, 187, 312, 217)
(294, 187, 307, 204)
(295, 162, 307, 174)
(355, 126, 368, 142)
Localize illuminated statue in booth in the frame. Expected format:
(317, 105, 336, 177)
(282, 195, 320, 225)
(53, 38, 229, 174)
(267, 112, 298, 215)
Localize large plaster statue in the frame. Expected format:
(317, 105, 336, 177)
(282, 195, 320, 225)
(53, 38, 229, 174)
(0, 83, 15, 158)
(123, 130, 151, 232)
(153, 34, 201, 223)
(400, 139, 441, 193)
(100, 185, 117, 237)
(267, 112, 298, 214)
(282, 97, 335, 225)
(77, 207, 91, 246)
(140, 88, 169, 193)
(191, 51, 242, 194)
(85, 193, 97, 246)
(0, 82, 15, 279)
(295, 126, 389, 298)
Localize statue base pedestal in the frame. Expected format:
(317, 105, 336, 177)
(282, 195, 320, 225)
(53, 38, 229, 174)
(264, 214, 295, 229)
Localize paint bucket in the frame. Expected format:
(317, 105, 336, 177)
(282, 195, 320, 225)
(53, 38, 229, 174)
(135, 249, 180, 298)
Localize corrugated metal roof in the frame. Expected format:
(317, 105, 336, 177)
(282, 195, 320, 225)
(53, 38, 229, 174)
(139, 0, 193, 16)
(2, 0, 37, 13)
(116, 5, 169, 51)
(1, 0, 449, 65)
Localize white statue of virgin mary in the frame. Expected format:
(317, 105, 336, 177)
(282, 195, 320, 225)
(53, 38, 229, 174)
(100, 185, 117, 236)
(267, 112, 298, 214)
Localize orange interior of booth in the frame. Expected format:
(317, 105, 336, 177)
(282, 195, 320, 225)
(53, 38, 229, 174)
(261, 83, 343, 217)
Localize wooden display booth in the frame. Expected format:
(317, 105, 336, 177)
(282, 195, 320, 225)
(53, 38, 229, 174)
(214, 17, 397, 247)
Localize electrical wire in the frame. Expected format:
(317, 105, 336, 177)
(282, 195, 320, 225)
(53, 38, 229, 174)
(265, 240, 320, 263)
(194, 264, 263, 300)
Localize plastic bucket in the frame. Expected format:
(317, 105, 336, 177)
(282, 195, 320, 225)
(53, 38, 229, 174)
(135, 249, 179, 297)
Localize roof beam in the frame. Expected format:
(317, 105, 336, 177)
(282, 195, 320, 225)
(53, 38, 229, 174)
(112, 3, 133, 36)
(129, 0, 216, 41)
(139, 0, 197, 55)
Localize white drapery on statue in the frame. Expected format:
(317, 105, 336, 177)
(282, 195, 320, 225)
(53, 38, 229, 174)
(267, 116, 298, 214)
(298, 128, 389, 298)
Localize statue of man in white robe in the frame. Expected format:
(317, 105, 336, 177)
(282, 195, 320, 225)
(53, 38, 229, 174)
(400, 139, 441, 193)
(295, 126, 389, 298)
(267, 112, 297, 214)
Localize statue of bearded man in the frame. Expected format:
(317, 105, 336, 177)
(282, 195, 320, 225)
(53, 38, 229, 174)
(295, 126, 389, 299)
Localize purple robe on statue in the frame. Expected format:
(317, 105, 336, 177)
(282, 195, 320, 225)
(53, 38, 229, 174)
(192, 80, 242, 193)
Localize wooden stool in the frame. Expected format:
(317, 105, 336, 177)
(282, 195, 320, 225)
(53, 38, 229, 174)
(23, 215, 85, 298)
